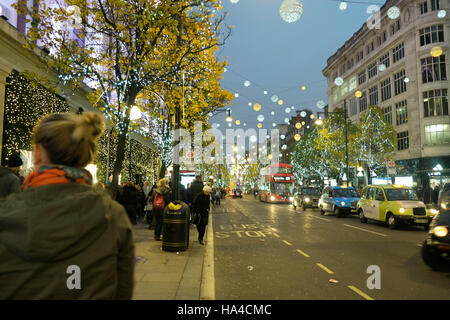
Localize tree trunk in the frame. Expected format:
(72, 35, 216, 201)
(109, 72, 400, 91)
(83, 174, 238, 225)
(158, 161, 167, 180)
(111, 130, 128, 194)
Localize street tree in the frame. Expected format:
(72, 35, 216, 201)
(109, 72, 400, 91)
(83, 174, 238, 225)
(352, 105, 396, 183)
(15, 0, 232, 190)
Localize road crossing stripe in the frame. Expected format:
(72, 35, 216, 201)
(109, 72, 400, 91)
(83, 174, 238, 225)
(296, 249, 310, 258)
(316, 263, 334, 274)
(347, 285, 375, 300)
(283, 240, 292, 246)
(343, 224, 388, 237)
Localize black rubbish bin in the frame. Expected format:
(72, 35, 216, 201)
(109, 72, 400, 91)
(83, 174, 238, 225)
(162, 201, 190, 252)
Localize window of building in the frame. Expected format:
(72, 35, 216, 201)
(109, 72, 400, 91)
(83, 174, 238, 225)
(425, 124, 450, 145)
(381, 78, 392, 101)
(368, 61, 377, 79)
(394, 69, 407, 95)
(396, 20, 401, 32)
(379, 52, 390, 69)
(383, 31, 387, 42)
(349, 76, 357, 92)
(366, 45, 370, 55)
(359, 91, 367, 112)
(347, 59, 354, 70)
(383, 106, 393, 125)
(358, 70, 366, 85)
(392, 42, 405, 63)
(419, 25, 444, 46)
(423, 89, 449, 117)
(397, 131, 409, 150)
(369, 85, 378, 106)
(431, 0, 440, 11)
(421, 55, 447, 83)
(396, 100, 408, 125)
(420, 1, 428, 14)
(350, 98, 358, 116)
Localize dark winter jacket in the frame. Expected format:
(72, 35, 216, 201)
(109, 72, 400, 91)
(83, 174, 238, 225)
(0, 183, 135, 299)
(0, 167, 21, 200)
(188, 180, 204, 203)
(193, 192, 211, 226)
(149, 186, 172, 216)
(117, 186, 140, 222)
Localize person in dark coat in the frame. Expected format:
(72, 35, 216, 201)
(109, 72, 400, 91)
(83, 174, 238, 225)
(117, 182, 140, 225)
(0, 154, 23, 200)
(188, 175, 204, 205)
(193, 185, 212, 245)
(149, 178, 172, 241)
(136, 184, 146, 223)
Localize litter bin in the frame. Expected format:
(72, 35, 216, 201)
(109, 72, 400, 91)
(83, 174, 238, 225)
(162, 201, 190, 252)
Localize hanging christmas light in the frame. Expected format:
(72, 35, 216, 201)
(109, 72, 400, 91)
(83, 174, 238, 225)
(271, 95, 279, 103)
(300, 111, 307, 117)
(257, 123, 263, 129)
(230, 0, 240, 3)
(387, 6, 401, 20)
(264, 90, 268, 95)
(437, 10, 446, 18)
(285, 107, 291, 113)
(278, 99, 284, 105)
(316, 100, 326, 109)
(301, 85, 306, 91)
(334, 77, 344, 86)
(253, 103, 262, 111)
(236, 120, 241, 125)
(235, 93, 239, 98)
(355, 90, 362, 98)
(295, 123, 302, 129)
(379, 64, 386, 71)
(244, 80, 251, 87)
(279, 0, 304, 24)
(339, 2, 347, 10)
(430, 46, 443, 57)
(294, 134, 301, 141)
(257, 115, 265, 122)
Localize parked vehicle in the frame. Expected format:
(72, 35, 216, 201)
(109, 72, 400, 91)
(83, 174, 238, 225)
(357, 185, 437, 230)
(319, 186, 360, 217)
(292, 187, 321, 211)
(422, 182, 450, 271)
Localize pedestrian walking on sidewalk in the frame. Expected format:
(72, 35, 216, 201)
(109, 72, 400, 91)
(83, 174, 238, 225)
(149, 178, 172, 241)
(0, 154, 23, 200)
(0, 112, 135, 299)
(117, 182, 140, 225)
(193, 185, 212, 245)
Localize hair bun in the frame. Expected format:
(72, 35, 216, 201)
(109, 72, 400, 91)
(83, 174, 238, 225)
(72, 112, 106, 143)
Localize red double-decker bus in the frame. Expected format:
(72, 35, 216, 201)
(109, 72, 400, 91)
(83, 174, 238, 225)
(258, 163, 294, 203)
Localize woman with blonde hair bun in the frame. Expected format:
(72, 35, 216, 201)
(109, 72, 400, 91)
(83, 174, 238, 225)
(0, 112, 135, 300)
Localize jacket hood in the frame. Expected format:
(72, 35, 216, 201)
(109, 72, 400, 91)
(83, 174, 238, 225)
(0, 183, 110, 262)
(155, 186, 170, 194)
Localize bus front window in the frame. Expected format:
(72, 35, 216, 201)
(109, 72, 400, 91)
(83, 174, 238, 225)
(271, 183, 292, 197)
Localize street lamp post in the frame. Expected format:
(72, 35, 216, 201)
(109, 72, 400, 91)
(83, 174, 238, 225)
(315, 100, 350, 186)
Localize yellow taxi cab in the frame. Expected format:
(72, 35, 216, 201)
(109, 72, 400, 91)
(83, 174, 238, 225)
(357, 185, 438, 230)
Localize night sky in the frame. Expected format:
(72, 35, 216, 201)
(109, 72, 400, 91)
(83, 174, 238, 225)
(212, 0, 385, 131)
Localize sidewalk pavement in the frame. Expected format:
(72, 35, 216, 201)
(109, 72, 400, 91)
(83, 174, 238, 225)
(132, 212, 214, 300)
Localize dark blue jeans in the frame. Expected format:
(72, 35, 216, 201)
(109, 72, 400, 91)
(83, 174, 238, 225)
(154, 214, 163, 238)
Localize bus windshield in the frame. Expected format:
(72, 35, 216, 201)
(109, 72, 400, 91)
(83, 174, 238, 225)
(302, 188, 321, 196)
(335, 188, 359, 198)
(384, 188, 418, 201)
(271, 182, 293, 197)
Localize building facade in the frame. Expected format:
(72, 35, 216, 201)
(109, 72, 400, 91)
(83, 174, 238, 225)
(323, 0, 449, 192)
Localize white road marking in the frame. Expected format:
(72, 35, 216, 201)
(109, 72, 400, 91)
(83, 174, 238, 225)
(343, 224, 388, 237)
(348, 285, 375, 300)
(296, 249, 311, 258)
(316, 263, 334, 274)
(200, 212, 215, 300)
(307, 215, 331, 222)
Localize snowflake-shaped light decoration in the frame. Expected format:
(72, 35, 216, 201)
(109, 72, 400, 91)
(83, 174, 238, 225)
(278, 99, 284, 105)
(244, 80, 251, 87)
(230, 0, 240, 3)
(295, 122, 302, 129)
(294, 134, 301, 141)
(404, 77, 410, 83)
(257, 123, 263, 129)
(282, 144, 288, 150)
(272, 123, 277, 127)
(284, 118, 290, 124)
(300, 111, 307, 117)
(271, 111, 275, 116)
(379, 64, 386, 72)
(339, 2, 347, 10)
(334, 77, 344, 86)
(281, 135, 286, 140)
(253, 103, 262, 111)
(285, 107, 291, 113)
(316, 100, 326, 109)
(250, 135, 257, 143)
(437, 10, 446, 18)
(257, 115, 265, 122)
(279, 0, 304, 24)
(234, 93, 239, 98)
(387, 6, 401, 20)
(271, 95, 279, 103)
(355, 90, 362, 98)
